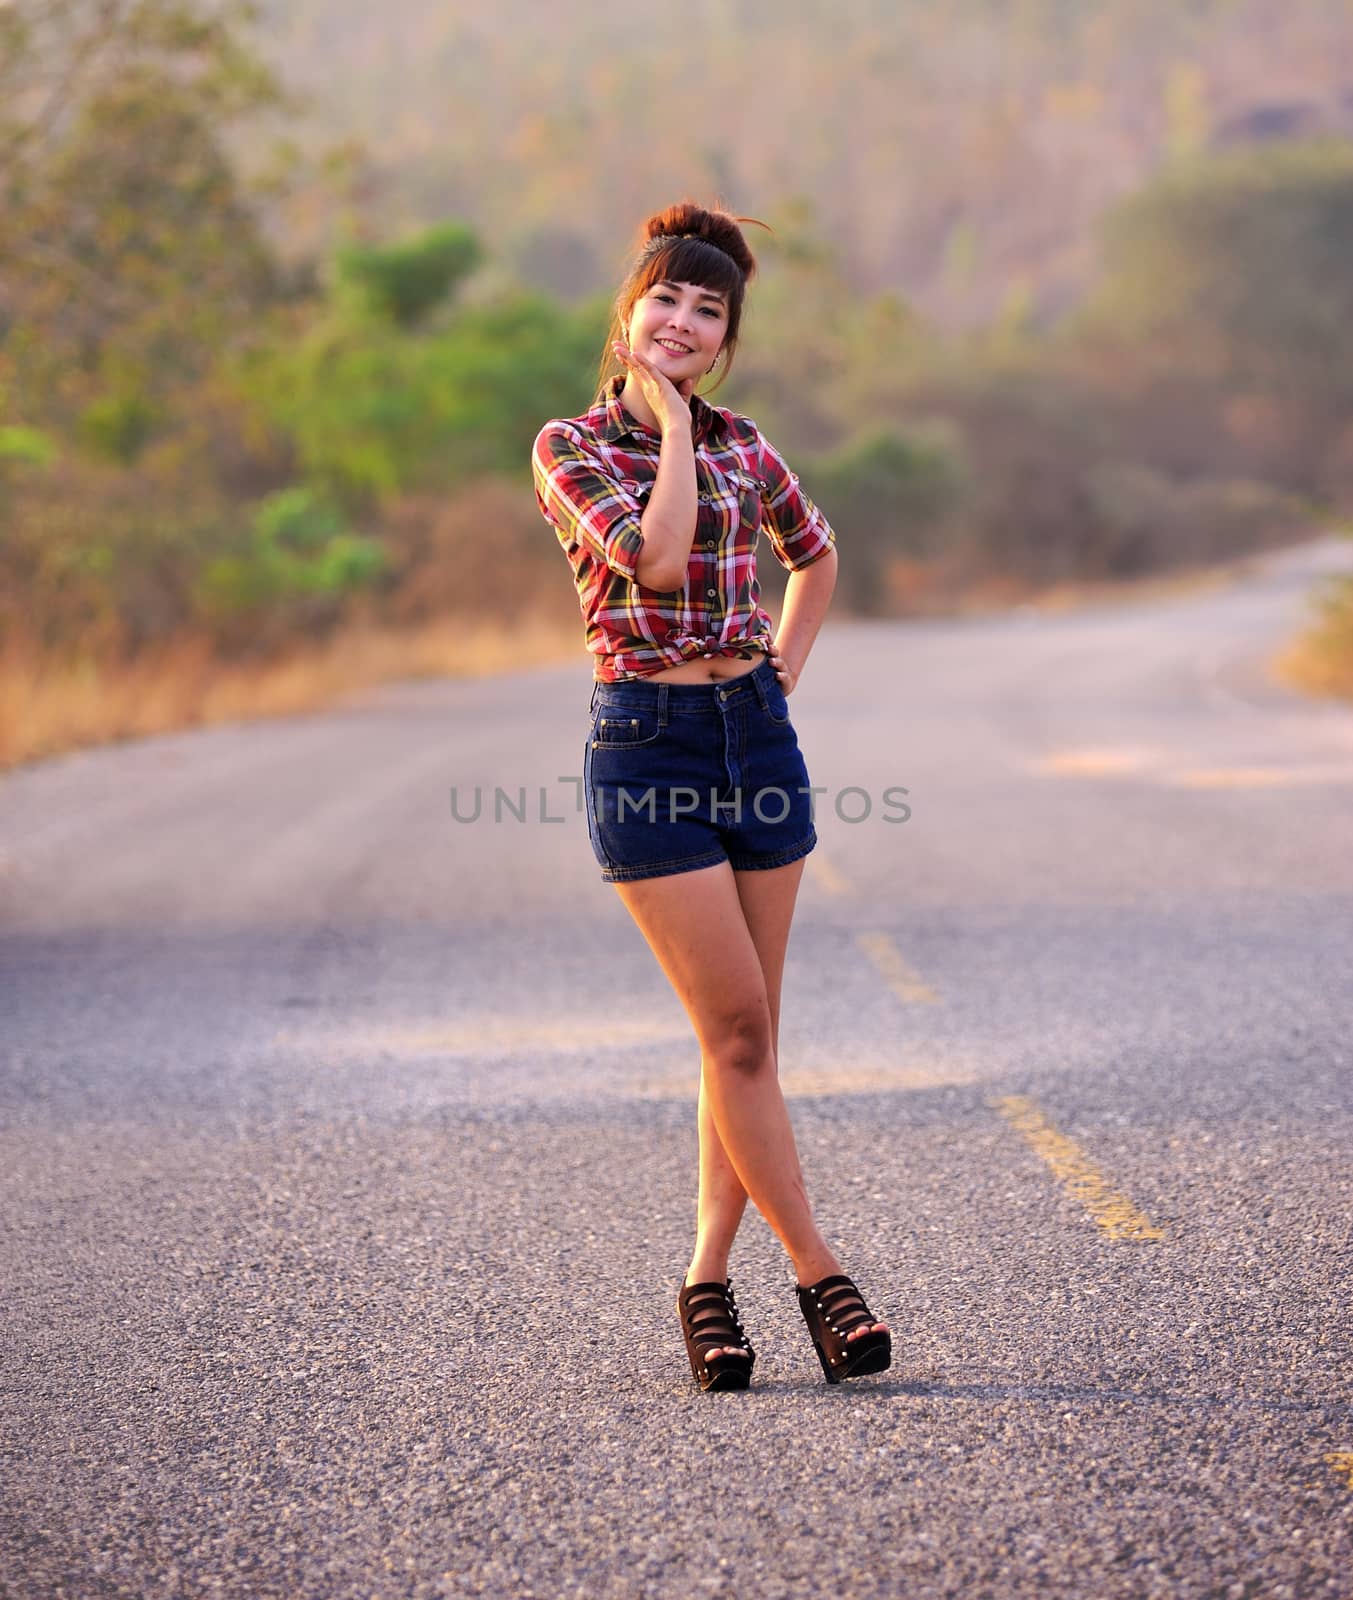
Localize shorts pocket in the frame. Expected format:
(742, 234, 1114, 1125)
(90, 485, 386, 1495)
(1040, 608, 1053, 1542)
(762, 675, 792, 727)
(590, 705, 665, 748)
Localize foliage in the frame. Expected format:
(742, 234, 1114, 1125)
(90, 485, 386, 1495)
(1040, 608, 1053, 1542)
(0, 1, 290, 456)
(77, 389, 162, 465)
(0, 425, 57, 467)
(335, 222, 483, 327)
(1070, 140, 1353, 408)
(195, 486, 387, 625)
(238, 276, 605, 502)
(1083, 463, 1310, 574)
(801, 426, 965, 613)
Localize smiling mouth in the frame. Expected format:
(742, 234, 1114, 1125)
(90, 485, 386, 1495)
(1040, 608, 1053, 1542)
(655, 339, 694, 355)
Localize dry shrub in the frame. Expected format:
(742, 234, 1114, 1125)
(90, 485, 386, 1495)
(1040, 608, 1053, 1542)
(1273, 571, 1353, 702)
(377, 479, 576, 626)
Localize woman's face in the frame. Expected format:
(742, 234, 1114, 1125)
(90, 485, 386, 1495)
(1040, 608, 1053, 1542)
(625, 279, 728, 386)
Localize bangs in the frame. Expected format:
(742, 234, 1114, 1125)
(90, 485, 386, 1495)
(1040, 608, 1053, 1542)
(636, 237, 744, 303)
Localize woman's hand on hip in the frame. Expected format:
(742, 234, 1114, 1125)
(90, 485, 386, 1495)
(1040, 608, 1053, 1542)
(768, 642, 799, 694)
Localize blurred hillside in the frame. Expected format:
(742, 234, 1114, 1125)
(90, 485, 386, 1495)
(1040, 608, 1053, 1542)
(254, 0, 1353, 326)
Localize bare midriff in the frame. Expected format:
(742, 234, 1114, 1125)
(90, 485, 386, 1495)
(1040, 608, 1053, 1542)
(638, 647, 765, 685)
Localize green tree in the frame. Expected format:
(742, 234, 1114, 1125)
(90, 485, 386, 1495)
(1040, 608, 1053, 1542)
(240, 274, 605, 502)
(335, 223, 483, 328)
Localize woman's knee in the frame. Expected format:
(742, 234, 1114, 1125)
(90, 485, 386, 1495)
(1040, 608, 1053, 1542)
(705, 1004, 774, 1076)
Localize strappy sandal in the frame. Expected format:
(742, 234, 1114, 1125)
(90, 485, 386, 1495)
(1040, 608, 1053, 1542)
(796, 1272, 892, 1384)
(677, 1277, 755, 1392)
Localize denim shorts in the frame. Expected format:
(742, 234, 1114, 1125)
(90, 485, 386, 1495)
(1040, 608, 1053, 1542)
(584, 655, 818, 883)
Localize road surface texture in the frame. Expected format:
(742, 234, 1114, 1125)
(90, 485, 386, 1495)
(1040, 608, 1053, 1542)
(3, 536, 1352, 1599)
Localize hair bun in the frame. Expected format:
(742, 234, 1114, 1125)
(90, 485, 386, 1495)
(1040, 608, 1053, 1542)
(640, 201, 759, 281)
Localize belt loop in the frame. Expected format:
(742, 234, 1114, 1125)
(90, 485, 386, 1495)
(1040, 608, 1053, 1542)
(657, 682, 669, 728)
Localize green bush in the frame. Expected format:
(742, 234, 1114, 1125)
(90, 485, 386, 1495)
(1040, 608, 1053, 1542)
(801, 425, 965, 613)
(0, 426, 58, 468)
(254, 485, 348, 554)
(77, 393, 160, 465)
(239, 289, 604, 503)
(335, 222, 484, 328)
(195, 487, 387, 623)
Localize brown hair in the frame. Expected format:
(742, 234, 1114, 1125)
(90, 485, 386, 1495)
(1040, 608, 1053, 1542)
(596, 200, 767, 399)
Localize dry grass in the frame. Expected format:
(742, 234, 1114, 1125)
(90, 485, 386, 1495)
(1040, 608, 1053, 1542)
(955, 558, 1245, 617)
(1272, 576, 1353, 702)
(877, 549, 1250, 620)
(0, 610, 581, 774)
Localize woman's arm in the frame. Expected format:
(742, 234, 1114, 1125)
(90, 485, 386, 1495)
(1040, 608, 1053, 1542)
(750, 426, 838, 691)
(771, 547, 838, 692)
(633, 420, 698, 591)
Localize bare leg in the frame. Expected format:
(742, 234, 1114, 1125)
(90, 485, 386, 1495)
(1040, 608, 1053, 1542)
(687, 859, 799, 1285)
(613, 859, 886, 1348)
(689, 1060, 748, 1286)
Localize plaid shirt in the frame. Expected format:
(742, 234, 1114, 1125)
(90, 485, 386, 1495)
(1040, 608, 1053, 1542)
(532, 377, 836, 682)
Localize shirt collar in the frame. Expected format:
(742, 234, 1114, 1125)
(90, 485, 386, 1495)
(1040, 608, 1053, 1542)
(599, 375, 727, 447)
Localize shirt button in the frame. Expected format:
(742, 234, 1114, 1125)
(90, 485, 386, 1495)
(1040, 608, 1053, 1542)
(706, 587, 717, 598)
(705, 540, 717, 550)
(698, 492, 711, 504)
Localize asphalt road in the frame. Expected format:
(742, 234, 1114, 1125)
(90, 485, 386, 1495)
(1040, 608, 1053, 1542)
(3, 536, 1352, 1599)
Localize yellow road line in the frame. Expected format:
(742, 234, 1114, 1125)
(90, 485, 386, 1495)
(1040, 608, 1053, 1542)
(1032, 747, 1162, 777)
(1034, 753, 1353, 788)
(1169, 767, 1295, 789)
(991, 1093, 1166, 1242)
(856, 931, 940, 1004)
(1167, 765, 1352, 789)
(808, 851, 851, 895)
(1326, 1451, 1353, 1490)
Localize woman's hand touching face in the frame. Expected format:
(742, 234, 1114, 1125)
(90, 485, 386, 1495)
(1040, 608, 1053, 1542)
(611, 340, 694, 434)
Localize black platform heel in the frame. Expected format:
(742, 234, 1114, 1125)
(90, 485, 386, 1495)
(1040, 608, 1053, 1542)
(677, 1277, 755, 1392)
(796, 1272, 891, 1384)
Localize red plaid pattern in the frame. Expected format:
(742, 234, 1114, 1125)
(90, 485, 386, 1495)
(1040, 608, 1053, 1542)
(533, 377, 836, 682)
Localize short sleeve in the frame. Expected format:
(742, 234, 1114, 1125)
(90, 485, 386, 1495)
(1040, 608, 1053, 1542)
(532, 423, 645, 582)
(755, 431, 837, 573)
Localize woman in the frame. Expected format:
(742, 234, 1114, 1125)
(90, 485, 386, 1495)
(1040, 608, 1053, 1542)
(532, 201, 890, 1391)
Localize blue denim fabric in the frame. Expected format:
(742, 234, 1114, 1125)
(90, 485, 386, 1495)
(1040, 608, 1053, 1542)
(584, 655, 818, 883)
